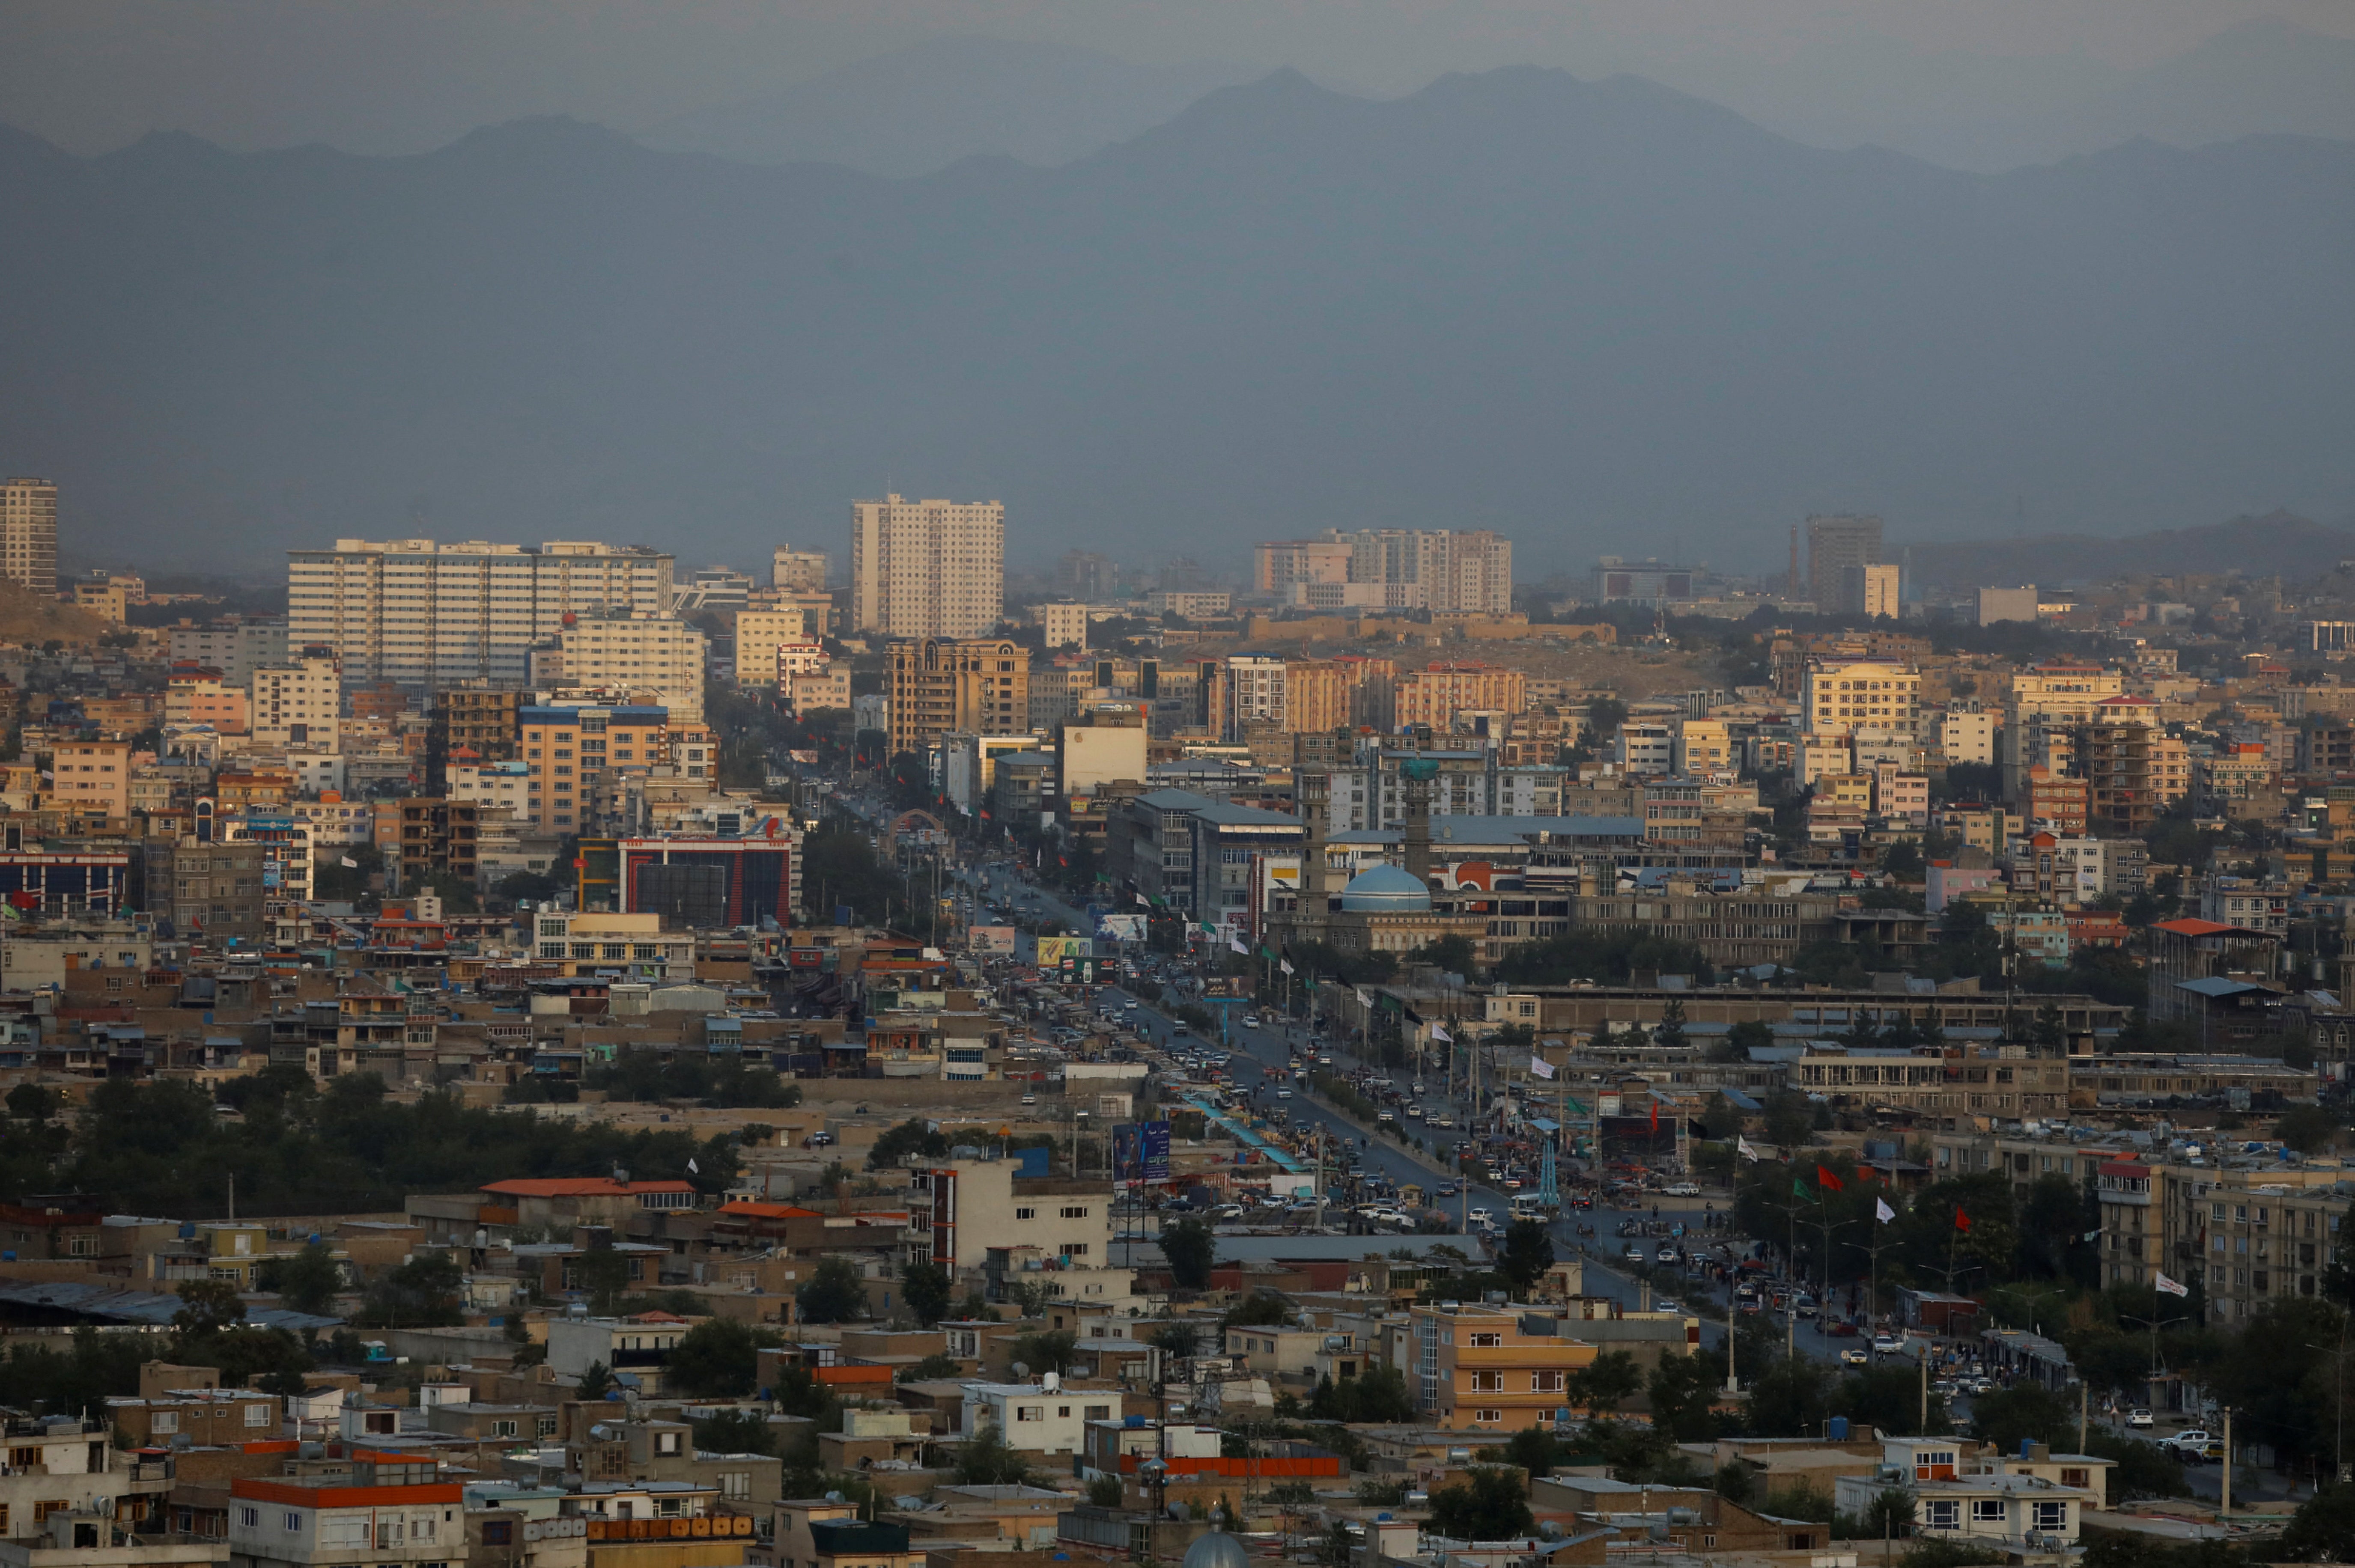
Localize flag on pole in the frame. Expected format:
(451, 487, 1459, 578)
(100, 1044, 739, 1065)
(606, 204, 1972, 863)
(1817, 1164, 1845, 1192)
(1648, 1099, 1659, 1134)
(1529, 1053, 1555, 1080)
(2156, 1272, 2190, 1298)
(1230, 936, 1247, 954)
(1792, 1178, 1810, 1199)
(1563, 1097, 1589, 1116)
(1135, 893, 1149, 907)
(2083, 1229, 2102, 1242)
(1955, 1208, 1972, 1232)
(1356, 988, 1374, 1006)
(1431, 1024, 1451, 1043)
(1737, 1135, 1760, 1161)
(686, 1158, 700, 1175)
(1876, 1197, 1896, 1223)
(1279, 959, 1294, 976)
(340, 855, 360, 868)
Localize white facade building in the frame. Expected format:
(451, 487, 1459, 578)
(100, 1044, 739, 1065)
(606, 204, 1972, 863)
(1613, 722, 1675, 776)
(961, 1374, 1122, 1457)
(1224, 656, 1288, 737)
(249, 655, 343, 752)
(849, 495, 1005, 638)
(548, 611, 709, 726)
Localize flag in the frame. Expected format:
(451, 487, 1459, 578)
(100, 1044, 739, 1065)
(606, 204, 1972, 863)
(1279, 959, 1294, 976)
(1649, 1100, 1659, 1134)
(1955, 1208, 1971, 1232)
(1529, 1053, 1555, 1080)
(1357, 988, 1374, 1006)
(687, 1158, 700, 1174)
(1134, 893, 1148, 907)
(1876, 1197, 1896, 1223)
(1737, 1135, 1760, 1162)
(1431, 1024, 1452, 1043)
(340, 855, 359, 868)
(2083, 1229, 2102, 1243)
(1817, 1164, 1845, 1192)
(2156, 1272, 2190, 1298)
(1793, 1178, 1810, 1199)
(1231, 936, 1247, 953)
(1563, 1097, 1589, 1116)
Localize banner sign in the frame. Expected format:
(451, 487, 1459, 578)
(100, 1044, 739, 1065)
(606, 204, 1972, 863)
(1115, 1120, 1172, 1182)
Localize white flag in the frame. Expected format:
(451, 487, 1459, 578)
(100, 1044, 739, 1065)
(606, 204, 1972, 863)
(2156, 1272, 2190, 1298)
(1230, 936, 1247, 954)
(1875, 1198, 1896, 1224)
(1431, 1024, 1451, 1043)
(1528, 1053, 1554, 1079)
(1356, 988, 1373, 1006)
(687, 1158, 700, 1175)
(1279, 959, 1294, 976)
(1736, 1136, 1760, 1162)
(340, 856, 359, 868)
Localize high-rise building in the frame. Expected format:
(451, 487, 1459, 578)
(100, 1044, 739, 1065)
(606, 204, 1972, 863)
(249, 652, 343, 753)
(543, 609, 708, 726)
(1839, 562, 1902, 619)
(0, 478, 58, 596)
(1806, 515, 1883, 613)
(1250, 529, 1512, 613)
(731, 607, 810, 689)
(1223, 656, 1289, 739)
(850, 495, 1005, 638)
(887, 637, 1028, 759)
(772, 546, 829, 593)
(286, 539, 674, 689)
(1057, 550, 1119, 601)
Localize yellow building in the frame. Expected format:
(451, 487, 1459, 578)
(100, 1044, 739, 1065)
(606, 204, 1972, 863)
(1801, 658, 1922, 740)
(1407, 1302, 1597, 1431)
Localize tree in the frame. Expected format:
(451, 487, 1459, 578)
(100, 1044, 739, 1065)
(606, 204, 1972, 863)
(1427, 1467, 1534, 1541)
(1010, 1328, 1078, 1377)
(358, 1253, 464, 1328)
(171, 1279, 247, 1341)
(1499, 1426, 1565, 1478)
(1087, 1475, 1123, 1507)
(1306, 1366, 1416, 1423)
(5, 1082, 53, 1121)
(898, 1352, 961, 1383)
(577, 1361, 614, 1403)
(1222, 1291, 1292, 1328)
(795, 1255, 867, 1324)
(2283, 1481, 2355, 1562)
(255, 1243, 343, 1315)
(1716, 1018, 1776, 1063)
(572, 1247, 632, 1314)
(955, 1415, 1039, 1485)
(1968, 1384, 2072, 1455)
(1647, 1351, 1724, 1441)
(903, 1262, 953, 1328)
(867, 1118, 949, 1170)
(1861, 1486, 1915, 1538)
(1655, 997, 1688, 1049)
(1150, 1321, 1201, 1358)
(1162, 1217, 1216, 1291)
(1745, 1352, 1833, 1437)
(693, 1407, 778, 1456)
(1568, 1349, 1644, 1416)
(1762, 1088, 1816, 1148)
(667, 1318, 768, 1398)
(1497, 1220, 1556, 1298)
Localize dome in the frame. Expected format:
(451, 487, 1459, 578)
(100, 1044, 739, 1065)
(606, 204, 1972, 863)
(1183, 1532, 1250, 1568)
(1340, 863, 1432, 913)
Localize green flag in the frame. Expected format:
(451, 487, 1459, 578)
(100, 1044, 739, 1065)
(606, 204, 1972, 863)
(1562, 1098, 1588, 1116)
(1793, 1178, 1809, 1200)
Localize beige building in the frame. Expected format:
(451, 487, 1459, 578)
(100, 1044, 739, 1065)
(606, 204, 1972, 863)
(772, 545, 829, 592)
(1673, 718, 1734, 777)
(887, 638, 1028, 759)
(1792, 1042, 2069, 1125)
(549, 610, 707, 725)
(250, 653, 343, 752)
(1392, 662, 1528, 731)
(1805, 513, 1881, 612)
(1408, 1302, 1598, 1431)
(1801, 658, 1921, 739)
(850, 494, 1005, 637)
(0, 478, 57, 595)
(286, 537, 674, 688)
(1040, 603, 1090, 649)
(48, 740, 131, 817)
(733, 606, 810, 687)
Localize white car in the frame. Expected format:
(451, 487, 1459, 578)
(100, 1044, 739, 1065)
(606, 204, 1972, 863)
(1841, 1348, 1870, 1366)
(2128, 1408, 2154, 1429)
(1276, 1089, 1294, 1099)
(1872, 1334, 1903, 1354)
(1664, 1182, 1701, 1197)
(1469, 1207, 1493, 1224)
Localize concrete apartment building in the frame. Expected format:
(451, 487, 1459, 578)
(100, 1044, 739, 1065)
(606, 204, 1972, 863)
(48, 740, 130, 818)
(249, 654, 343, 752)
(168, 617, 289, 683)
(286, 538, 674, 688)
(962, 1374, 1123, 1458)
(1800, 658, 1921, 740)
(516, 704, 672, 833)
(1252, 529, 1513, 613)
(909, 1156, 1114, 1280)
(886, 638, 1028, 760)
(1805, 513, 1881, 613)
(850, 495, 1005, 637)
(227, 1463, 462, 1568)
(1391, 662, 1528, 730)
(1839, 562, 1901, 619)
(149, 835, 268, 943)
(0, 478, 58, 595)
(1223, 656, 1288, 737)
(542, 610, 706, 726)
(772, 545, 829, 593)
(732, 606, 809, 688)
(1409, 1302, 1598, 1431)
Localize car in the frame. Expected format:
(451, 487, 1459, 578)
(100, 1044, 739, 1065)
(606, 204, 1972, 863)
(1654, 1300, 1681, 1315)
(1377, 1110, 1396, 1123)
(1872, 1334, 1903, 1354)
(1624, 1245, 1646, 1262)
(1407, 1106, 1425, 1119)
(1437, 1182, 1458, 1197)
(1019, 1093, 1037, 1106)
(1243, 1015, 1261, 1028)
(1124, 1000, 1139, 1011)
(1469, 1207, 1493, 1223)
(1664, 1182, 1702, 1197)
(1656, 1246, 1680, 1264)
(1276, 1089, 1294, 1099)
(2127, 1409, 2154, 1429)
(1841, 1348, 1870, 1366)
(807, 1131, 836, 1148)
(2172, 1428, 2212, 1450)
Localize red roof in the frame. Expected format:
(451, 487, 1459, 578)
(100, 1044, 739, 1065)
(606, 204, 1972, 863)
(2153, 918, 2241, 937)
(480, 1178, 696, 1199)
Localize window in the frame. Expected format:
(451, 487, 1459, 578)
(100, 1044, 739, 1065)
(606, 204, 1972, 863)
(2033, 1502, 2066, 1530)
(321, 1519, 367, 1546)
(245, 1402, 271, 1426)
(483, 1522, 515, 1545)
(1468, 1332, 1503, 1348)
(378, 1519, 404, 1548)
(1016, 1406, 1043, 1422)
(491, 1420, 518, 1438)
(1532, 1370, 1565, 1393)
(1061, 1205, 1090, 1219)
(1468, 1371, 1503, 1392)
(239, 1508, 260, 1529)
(656, 1431, 683, 1456)
(1015, 1207, 1036, 1221)
(1474, 1408, 1503, 1423)
(1085, 1404, 1111, 1420)
(1971, 1500, 2004, 1521)
(152, 1413, 178, 1434)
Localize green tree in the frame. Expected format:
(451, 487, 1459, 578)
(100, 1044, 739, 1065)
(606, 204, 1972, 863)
(1010, 1328, 1079, 1376)
(577, 1361, 614, 1402)
(2283, 1482, 2355, 1562)
(255, 1242, 344, 1315)
(358, 1252, 465, 1328)
(1861, 1486, 1916, 1538)
(1569, 1349, 1644, 1416)
(573, 1247, 633, 1315)
(6, 1082, 54, 1121)
(171, 1279, 247, 1340)
(1162, 1217, 1216, 1291)
(1150, 1321, 1201, 1358)
(1497, 1220, 1556, 1299)
(1086, 1475, 1124, 1507)
(667, 1317, 770, 1398)
(1427, 1467, 1534, 1541)
(867, 1117, 949, 1169)
(897, 1352, 961, 1383)
(1745, 1352, 1833, 1437)
(692, 1407, 778, 1456)
(955, 1415, 1040, 1485)
(1968, 1384, 2072, 1454)
(1762, 1088, 1816, 1148)
(902, 1262, 953, 1327)
(795, 1255, 868, 1324)
(1646, 1351, 1724, 1441)
(1222, 1291, 1292, 1328)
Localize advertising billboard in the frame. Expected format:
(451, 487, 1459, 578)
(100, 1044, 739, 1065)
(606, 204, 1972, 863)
(1114, 1120, 1172, 1183)
(1095, 913, 1146, 942)
(967, 925, 1017, 955)
(1034, 935, 1094, 968)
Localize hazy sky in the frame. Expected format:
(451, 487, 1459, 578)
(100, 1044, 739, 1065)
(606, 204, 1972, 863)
(0, 0, 2345, 156)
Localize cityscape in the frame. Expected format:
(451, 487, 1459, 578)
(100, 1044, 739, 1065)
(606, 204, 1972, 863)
(5, 3, 2355, 1566)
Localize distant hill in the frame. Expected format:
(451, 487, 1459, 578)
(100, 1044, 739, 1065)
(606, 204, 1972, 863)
(3, 67, 2355, 571)
(0, 580, 108, 646)
(1906, 511, 2355, 590)
(638, 36, 1252, 176)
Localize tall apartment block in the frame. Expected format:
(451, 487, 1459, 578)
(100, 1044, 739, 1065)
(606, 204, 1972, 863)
(0, 478, 58, 596)
(286, 538, 674, 688)
(1251, 528, 1512, 613)
(887, 637, 1028, 759)
(850, 495, 1005, 638)
(1806, 514, 1883, 614)
(772, 546, 829, 592)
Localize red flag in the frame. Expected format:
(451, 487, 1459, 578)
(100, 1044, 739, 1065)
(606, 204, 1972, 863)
(1648, 1100, 1659, 1134)
(1817, 1164, 1845, 1192)
(1955, 1208, 1971, 1232)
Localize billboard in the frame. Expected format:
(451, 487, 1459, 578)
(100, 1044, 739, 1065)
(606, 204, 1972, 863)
(1095, 913, 1146, 942)
(1034, 935, 1094, 968)
(1115, 1120, 1172, 1183)
(968, 925, 1017, 955)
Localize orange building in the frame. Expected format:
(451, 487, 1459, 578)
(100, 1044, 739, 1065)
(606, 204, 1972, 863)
(1391, 661, 1528, 731)
(1408, 1302, 1598, 1431)
(2024, 765, 2089, 836)
(48, 738, 130, 817)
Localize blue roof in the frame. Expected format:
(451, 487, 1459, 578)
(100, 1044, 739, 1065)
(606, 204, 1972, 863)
(2177, 976, 2271, 998)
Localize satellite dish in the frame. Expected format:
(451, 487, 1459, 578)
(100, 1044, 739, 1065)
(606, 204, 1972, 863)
(1011, 1362, 1030, 1379)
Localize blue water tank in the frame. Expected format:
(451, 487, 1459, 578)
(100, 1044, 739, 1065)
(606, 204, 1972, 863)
(2019, 1437, 2034, 1458)
(1828, 1417, 1849, 1440)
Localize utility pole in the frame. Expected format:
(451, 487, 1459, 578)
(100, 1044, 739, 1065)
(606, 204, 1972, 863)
(2222, 1407, 2234, 1515)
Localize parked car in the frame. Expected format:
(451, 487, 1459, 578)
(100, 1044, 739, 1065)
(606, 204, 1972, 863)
(1841, 1348, 1870, 1366)
(1664, 1182, 1701, 1197)
(1872, 1334, 1903, 1354)
(1623, 1245, 1646, 1263)
(2127, 1409, 2154, 1429)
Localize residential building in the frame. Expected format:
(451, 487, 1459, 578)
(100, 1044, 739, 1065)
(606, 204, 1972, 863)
(1040, 603, 1089, 649)
(1832, 1467, 2087, 1557)
(1060, 710, 1148, 796)
(1936, 709, 1995, 766)
(168, 617, 289, 683)
(2002, 663, 2125, 800)
(1254, 539, 1353, 596)
(227, 1460, 462, 1568)
(732, 607, 810, 688)
(1147, 589, 1229, 619)
(772, 545, 829, 593)
(886, 638, 1028, 759)
(250, 653, 343, 752)
(286, 538, 674, 688)
(516, 705, 670, 833)
(542, 610, 706, 726)
(1408, 1301, 1598, 1430)
(1391, 662, 1528, 731)
(1805, 514, 1881, 613)
(219, 812, 314, 913)
(961, 1375, 1121, 1458)
(165, 669, 250, 734)
(1591, 559, 1695, 605)
(48, 740, 130, 818)
(2146, 918, 2284, 1022)
(394, 799, 479, 890)
(1255, 529, 1512, 612)
(1977, 586, 2040, 625)
(1223, 656, 1288, 738)
(2024, 767, 2089, 835)
(2078, 709, 2189, 836)
(784, 664, 852, 715)
(1615, 722, 1675, 776)
(910, 1157, 1128, 1303)
(1283, 660, 1352, 733)
(1801, 658, 1920, 739)
(1673, 719, 1733, 778)
(530, 910, 695, 978)
(1056, 549, 1120, 601)
(2200, 877, 2291, 934)
(149, 835, 268, 943)
(850, 494, 1005, 638)
(1840, 562, 1901, 619)
(0, 478, 58, 595)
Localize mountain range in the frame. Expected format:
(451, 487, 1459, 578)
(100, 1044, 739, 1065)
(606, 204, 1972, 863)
(6, 65, 2354, 574)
